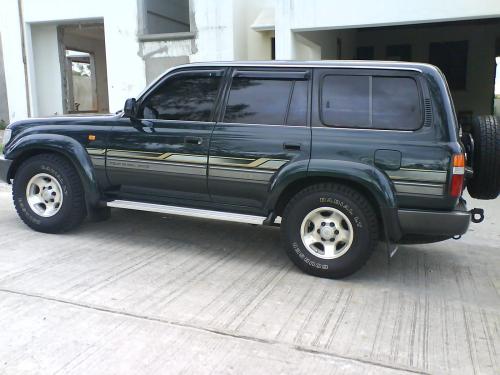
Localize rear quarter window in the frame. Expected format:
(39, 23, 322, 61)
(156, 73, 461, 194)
(320, 74, 422, 130)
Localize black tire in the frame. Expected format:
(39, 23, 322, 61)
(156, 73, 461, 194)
(467, 115, 500, 199)
(12, 153, 86, 233)
(281, 183, 378, 279)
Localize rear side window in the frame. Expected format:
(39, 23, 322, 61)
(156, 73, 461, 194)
(140, 74, 221, 122)
(320, 74, 422, 130)
(224, 78, 292, 125)
(321, 75, 370, 128)
(372, 77, 421, 129)
(286, 81, 308, 126)
(223, 76, 308, 126)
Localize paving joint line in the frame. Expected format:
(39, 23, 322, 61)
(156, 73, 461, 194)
(0, 287, 429, 375)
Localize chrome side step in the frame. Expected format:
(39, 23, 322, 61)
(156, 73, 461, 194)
(106, 199, 267, 225)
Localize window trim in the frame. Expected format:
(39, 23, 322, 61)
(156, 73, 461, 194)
(137, 68, 225, 123)
(318, 72, 425, 131)
(218, 68, 311, 127)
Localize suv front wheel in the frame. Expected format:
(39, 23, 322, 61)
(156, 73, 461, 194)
(12, 153, 86, 233)
(281, 184, 378, 278)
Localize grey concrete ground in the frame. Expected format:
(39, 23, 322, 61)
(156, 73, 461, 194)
(0, 182, 498, 375)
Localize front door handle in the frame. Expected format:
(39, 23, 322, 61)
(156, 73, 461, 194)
(185, 136, 203, 145)
(283, 142, 301, 151)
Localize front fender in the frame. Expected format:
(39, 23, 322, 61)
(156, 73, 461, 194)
(5, 133, 100, 207)
(267, 159, 401, 241)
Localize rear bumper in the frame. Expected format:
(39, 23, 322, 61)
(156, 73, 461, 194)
(398, 203, 471, 237)
(0, 155, 12, 183)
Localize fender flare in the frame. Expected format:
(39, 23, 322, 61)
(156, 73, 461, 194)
(266, 159, 401, 241)
(5, 133, 101, 207)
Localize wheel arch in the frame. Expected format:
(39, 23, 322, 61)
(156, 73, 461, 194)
(268, 161, 402, 241)
(5, 134, 101, 207)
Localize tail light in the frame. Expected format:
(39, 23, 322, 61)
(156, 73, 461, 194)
(450, 153, 465, 197)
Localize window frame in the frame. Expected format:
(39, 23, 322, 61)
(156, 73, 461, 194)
(218, 68, 312, 127)
(317, 69, 425, 131)
(136, 68, 225, 123)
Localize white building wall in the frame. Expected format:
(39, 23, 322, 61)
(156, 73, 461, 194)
(0, 1, 30, 121)
(30, 24, 63, 116)
(286, 0, 500, 30)
(275, 0, 500, 59)
(1, 0, 145, 120)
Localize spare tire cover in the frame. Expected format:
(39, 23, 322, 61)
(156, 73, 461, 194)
(466, 115, 500, 199)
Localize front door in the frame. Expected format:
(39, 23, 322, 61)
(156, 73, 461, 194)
(208, 68, 311, 210)
(106, 69, 225, 202)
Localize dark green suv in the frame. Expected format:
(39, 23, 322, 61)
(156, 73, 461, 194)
(1, 61, 498, 278)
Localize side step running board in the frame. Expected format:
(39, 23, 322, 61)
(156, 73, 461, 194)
(106, 200, 267, 225)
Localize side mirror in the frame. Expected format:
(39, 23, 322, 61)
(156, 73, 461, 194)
(123, 98, 137, 118)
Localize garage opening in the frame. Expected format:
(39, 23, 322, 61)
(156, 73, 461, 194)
(296, 18, 500, 122)
(58, 23, 109, 114)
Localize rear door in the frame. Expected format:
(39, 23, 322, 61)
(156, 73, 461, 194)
(208, 68, 311, 209)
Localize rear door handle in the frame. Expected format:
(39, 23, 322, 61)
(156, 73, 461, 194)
(283, 142, 301, 151)
(185, 136, 203, 145)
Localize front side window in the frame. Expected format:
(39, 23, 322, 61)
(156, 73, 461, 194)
(140, 73, 221, 122)
(320, 74, 422, 130)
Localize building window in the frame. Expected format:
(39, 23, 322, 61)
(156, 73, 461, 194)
(429, 41, 468, 90)
(271, 37, 276, 60)
(142, 0, 191, 36)
(386, 44, 412, 61)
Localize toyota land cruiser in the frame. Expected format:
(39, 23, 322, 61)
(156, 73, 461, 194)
(1, 61, 498, 278)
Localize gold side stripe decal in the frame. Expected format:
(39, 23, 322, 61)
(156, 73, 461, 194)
(90, 148, 288, 171)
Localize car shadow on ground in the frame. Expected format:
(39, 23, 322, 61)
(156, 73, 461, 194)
(76, 207, 495, 299)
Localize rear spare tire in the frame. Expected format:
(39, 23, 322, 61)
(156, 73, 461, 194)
(466, 115, 500, 199)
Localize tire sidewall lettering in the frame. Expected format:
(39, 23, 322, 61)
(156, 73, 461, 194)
(292, 241, 329, 270)
(319, 197, 363, 228)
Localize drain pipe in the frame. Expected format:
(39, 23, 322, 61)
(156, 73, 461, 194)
(17, 0, 31, 117)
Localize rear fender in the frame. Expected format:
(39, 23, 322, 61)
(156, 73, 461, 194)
(267, 159, 401, 241)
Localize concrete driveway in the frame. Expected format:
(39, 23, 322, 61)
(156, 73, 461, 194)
(0, 183, 498, 374)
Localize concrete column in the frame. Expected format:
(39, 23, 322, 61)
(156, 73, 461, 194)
(0, 0, 30, 122)
(274, 0, 296, 60)
(104, 2, 147, 112)
(191, 0, 235, 62)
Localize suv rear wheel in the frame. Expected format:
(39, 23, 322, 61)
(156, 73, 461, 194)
(281, 183, 378, 278)
(12, 153, 86, 233)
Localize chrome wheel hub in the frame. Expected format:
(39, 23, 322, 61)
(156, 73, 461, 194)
(300, 207, 354, 259)
(26, 173, 64, 218)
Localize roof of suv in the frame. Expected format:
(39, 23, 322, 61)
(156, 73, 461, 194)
(181, 60, 439, 73)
